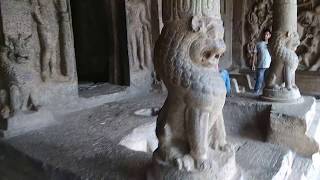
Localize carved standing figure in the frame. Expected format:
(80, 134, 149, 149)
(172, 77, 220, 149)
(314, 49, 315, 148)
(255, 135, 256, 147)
(306, 6, 320, 71)
(31, 0, 58, 81)
(247, 4, 260, 41)
(256, 0, 273, 28)
(0, 89, 10, 118)
(246, 37, 258, 67)
(126, 0, 152, 70)
(245, 0, 273, 66)
(56, 0, 76, 80)
(0, 89, 9, 130)
(297, 7, 315, 68)
(148, 0, 239, 179)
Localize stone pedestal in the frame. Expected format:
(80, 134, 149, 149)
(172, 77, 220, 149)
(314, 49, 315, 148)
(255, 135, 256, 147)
(147, 150, 239, 180)
(262, 88, 302, 103)
(267, 96, 320, 156)
(236, 140, 294, 180)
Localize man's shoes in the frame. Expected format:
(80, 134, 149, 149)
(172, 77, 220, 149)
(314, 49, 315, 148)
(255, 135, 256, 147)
(253, 90, 260, 96)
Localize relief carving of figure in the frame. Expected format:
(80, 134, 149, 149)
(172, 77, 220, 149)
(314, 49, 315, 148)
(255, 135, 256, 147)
(0, 89, 10, 130)
(126, 0, 152, 70)
(256, 0, 273, 27)
(0, 34, 39, 114)
(31, 0, 59, 81)
(298, 0, 314, 9)
(55, 0, 76, 80)
(302, 6, 320, 71)
(245, 0, 273, 66)
(246, 37, 258, 67)
(154, 10, 230, 173)
(247, 4, 260, 41)
(266, 31, 301, 90)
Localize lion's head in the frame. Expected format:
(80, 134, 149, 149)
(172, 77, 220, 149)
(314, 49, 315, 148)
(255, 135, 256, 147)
(155, 16, 226, 95)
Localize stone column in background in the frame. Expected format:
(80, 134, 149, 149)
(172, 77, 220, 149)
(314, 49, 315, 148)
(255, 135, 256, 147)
(147, 0, 239, 179)
(262, 0, 302, 102)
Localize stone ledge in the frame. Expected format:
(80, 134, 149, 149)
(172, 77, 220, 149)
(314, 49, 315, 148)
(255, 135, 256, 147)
(296, 71, 320, 96)
(4, 109, 56, 139)
(267, 96, 320, 156)
(235, 139, 294, 180)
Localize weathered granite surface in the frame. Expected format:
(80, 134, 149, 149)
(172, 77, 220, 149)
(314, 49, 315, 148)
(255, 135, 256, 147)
(263, 0, 302, 102)
(0, 0, 78, 118)
(268, 97, 320, 156)
(1, 93, 320, 180)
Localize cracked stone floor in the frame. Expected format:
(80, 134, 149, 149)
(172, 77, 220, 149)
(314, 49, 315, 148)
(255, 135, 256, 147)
(0, 91, 319, 180)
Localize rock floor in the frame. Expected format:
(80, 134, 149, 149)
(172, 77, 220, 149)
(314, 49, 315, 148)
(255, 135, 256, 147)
(0, 91, 320, 180)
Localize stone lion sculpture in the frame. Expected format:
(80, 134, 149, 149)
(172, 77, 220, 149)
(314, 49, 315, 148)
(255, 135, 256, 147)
(0, 34, 39, 114)
(266, 31, 300, 90)
(153, 15, 229, 171)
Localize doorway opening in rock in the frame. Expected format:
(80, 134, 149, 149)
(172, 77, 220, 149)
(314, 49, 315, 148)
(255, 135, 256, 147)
(70, 0, 130, 96)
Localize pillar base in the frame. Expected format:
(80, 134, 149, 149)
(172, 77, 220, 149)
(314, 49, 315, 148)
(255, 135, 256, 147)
(147, 149, 240, 180)
(261, 87, 302, 103)
(267, 96, 320, 156)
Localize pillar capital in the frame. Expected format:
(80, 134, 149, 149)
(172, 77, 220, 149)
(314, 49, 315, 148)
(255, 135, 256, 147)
(162, 0, 222, 23)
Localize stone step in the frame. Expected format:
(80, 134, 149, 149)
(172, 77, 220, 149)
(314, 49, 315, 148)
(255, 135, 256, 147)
(288, 154, 320, 180)
(230, 137, 320, 180)
(4, 109, 56, 138)
(306, 103, 320, 146)
(229, 137, 294, 180)
(268, 96, 320, 156)
(306, 99, 317, 132)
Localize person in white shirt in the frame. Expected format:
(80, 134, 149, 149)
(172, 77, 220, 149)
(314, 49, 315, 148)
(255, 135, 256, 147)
(252, 29, 272, 95)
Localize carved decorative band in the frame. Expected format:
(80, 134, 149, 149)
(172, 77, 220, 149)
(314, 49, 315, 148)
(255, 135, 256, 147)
(162, 0, 221, 23)
(274, 0, 297, 5)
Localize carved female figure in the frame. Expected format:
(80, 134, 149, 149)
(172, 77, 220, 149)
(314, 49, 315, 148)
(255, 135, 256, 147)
(247, 4, 260, 41)
(55, 0, 76, 80)
(126, 0, 152, 70)
(31, 0, 58, 81)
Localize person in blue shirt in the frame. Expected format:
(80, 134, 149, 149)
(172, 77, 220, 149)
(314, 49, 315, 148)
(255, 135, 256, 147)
(252, 29, 272, 95)
(220, 69, 231, 97)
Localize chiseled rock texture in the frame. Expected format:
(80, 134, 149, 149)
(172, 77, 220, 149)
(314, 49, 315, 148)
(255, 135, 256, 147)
(1, 93, 320, 180)
(150, 0, 238, 179)
(268, 97, 320, 156)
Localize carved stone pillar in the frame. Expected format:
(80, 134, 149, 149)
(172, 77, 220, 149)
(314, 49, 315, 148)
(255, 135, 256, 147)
(262, 0, 302, 102)
(147, 0, 239, 179)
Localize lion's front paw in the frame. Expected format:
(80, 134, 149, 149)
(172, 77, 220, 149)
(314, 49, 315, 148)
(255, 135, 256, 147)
(213, 141, 232, 152)
(219, 143, 232, 152)
(195, 158, 213, 171)
(175, 154, 214, 172)
(292, 84, 298, 89)
(175, 154, 195, 171)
